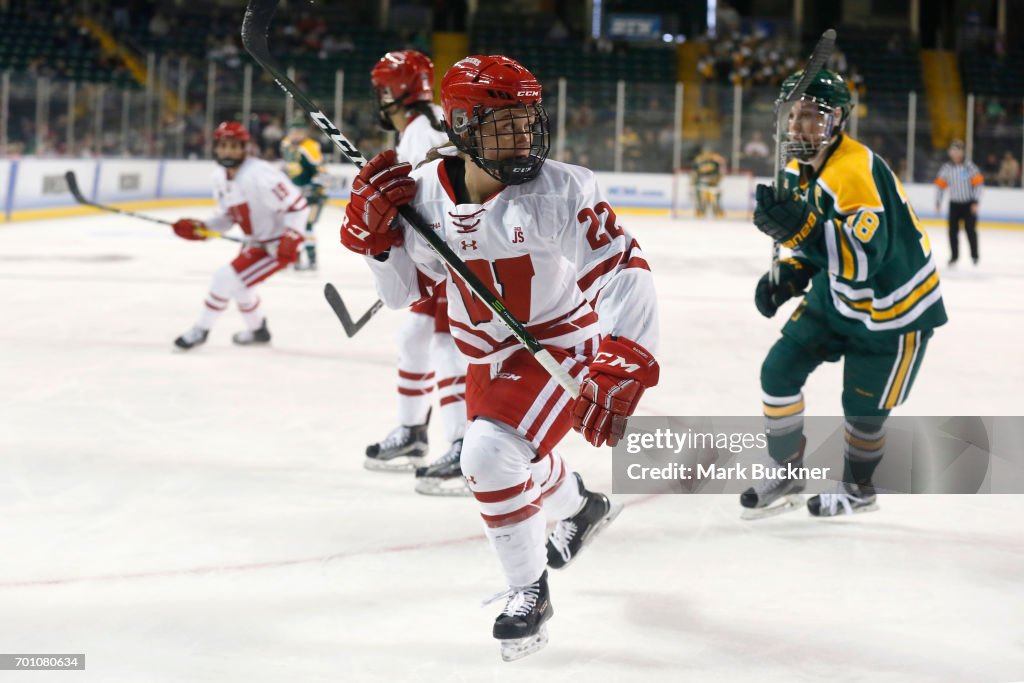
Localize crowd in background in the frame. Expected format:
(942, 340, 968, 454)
(1, 0, 1021, 188)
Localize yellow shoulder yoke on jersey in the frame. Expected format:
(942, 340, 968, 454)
(299, 138, 324, 166)
(817, 136, 883, 215)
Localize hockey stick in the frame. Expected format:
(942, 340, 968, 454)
(64, 170, 277, 245)
(769, 28, 836, 285)
(241, 0, 580, 397)
(324, 284, 384, 338)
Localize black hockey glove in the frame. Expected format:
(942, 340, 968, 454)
(755, 259, 815, 318)
(753, 184, 823, 249)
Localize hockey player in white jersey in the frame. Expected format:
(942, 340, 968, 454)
(173, 121, 309, 349)
(341, 55, 660, 660)
(363, 50, 470, 496)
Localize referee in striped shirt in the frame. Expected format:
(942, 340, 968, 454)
(935, 140, 983, 265)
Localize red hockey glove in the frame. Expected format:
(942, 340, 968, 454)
(572, 336, 660, 448)
(173, 218, 207, 241)
(340, 150, 415, 256)
(275, 228, 304, 265)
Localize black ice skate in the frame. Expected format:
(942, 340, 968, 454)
(740, 461, 807, 521)
(174, 326, 209, 350)
(364, 423, 428, 472)
(546, 473, 623, 570)
(489, 570, 553, 662)
(807, 481, 878, 517)
(414, 439, 469, 496)
(232, 319, 271, 346)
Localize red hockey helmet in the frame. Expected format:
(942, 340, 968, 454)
(440, 55, 549, 185)
(213, 121, 251, 142)
(371, 50, 435, 110)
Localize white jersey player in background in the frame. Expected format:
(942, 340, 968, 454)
(341, 55, 660, 660)
(173, 121, 308, 349)
(363, 50, 470, 496)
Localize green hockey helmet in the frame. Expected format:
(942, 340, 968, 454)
(779, 68, 852, 161)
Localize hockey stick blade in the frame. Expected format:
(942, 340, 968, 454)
(64, 170, 92, 207)
(323, 284, 383, 338)
(65, 170, 173, 225)
(242, 0, 579, 397)
(65, 170, 273, 244)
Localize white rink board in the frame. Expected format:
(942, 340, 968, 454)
(4, 158, 1023, 223)
(0, 207, 1022, 681)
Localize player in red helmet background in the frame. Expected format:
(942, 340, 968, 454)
(172, 121, 309, 349)
(341, 55, 660, 660)
(362, 50, 469, 498)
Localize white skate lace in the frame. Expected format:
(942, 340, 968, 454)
(549, 521, 577, 563)
(182, 326, 207, 343)
(752, 468, 785, 495)
(376, 426, 410, 451)
(817, 484, 868, 516)
(436, 439, 462, 465)
(482, 582, 540, 617)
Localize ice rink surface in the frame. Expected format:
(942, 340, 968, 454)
(1, 206, 1022, 682)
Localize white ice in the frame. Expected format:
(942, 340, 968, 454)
(1, 207, 1022, 682)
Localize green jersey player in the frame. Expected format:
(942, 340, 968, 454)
(280, 118, 326, 269)
(741, 69, 947, 518)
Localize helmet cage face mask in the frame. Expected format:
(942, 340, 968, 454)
(782, 96, 846, 162)
(447, 102, 550, 185)
(374, 86, 401, 131)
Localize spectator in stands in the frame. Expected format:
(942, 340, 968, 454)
(980, 151, 1001, 183)
(743, 130, 770, 173)
(208, 36, 242, 68)
(570, 100, 595, 128)
(547, 18, 569, 42)
(320, 34, 355, 57)
(148, 12, 170, 38)
(828, 47, 847, 75)
(997, 151, 1020, 187)
(261, 116, 284, 159)
(745, 130, 770, 159)
(716, 0, 742, 37)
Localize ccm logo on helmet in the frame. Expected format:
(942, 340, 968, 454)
(517, 89, 540, 97)
(593, 352, 641, 373)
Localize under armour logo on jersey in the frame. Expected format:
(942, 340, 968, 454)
(512, 227, 524, 243)
(466, 474, 477, 485)
(593, 352, 641, 373)
(460, 240, 478, 250)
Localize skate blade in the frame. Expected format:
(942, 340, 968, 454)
(551, 499, 624, 571)
(363, 455, 426, 473)
(741, 494, 805, 521)
(812, 501, 880, 518)
(499, 625, 549, 662)
(414, 476, 471, 497)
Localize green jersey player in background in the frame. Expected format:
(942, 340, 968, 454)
(741, 69, 947, 519)
(280, 118, 326, 270)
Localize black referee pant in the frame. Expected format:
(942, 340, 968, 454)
(948, 200, 979, 262)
